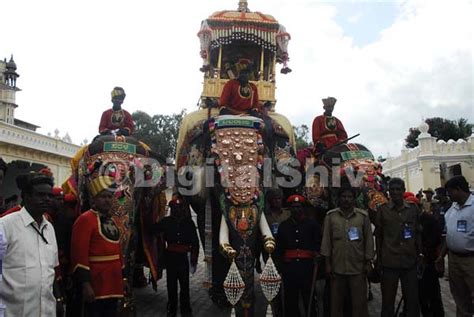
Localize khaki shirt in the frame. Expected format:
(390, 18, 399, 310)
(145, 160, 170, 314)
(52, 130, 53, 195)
(375, 201, 422, 269)
(321, 208, 374, 275)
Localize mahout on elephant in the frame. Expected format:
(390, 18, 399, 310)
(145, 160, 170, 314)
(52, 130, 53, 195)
(173, 1, 298, 315)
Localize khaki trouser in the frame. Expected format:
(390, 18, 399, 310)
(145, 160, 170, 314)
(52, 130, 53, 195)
(330, 273, 368, 317)
(448, 252, 474, 317)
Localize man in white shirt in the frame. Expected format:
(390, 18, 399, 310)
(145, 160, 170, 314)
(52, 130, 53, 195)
(436, 175, 474, 316)
(0, 172, 62, 317)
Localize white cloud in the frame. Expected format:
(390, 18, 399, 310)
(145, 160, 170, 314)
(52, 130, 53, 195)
(1, 0, 472, 158)
(347, 12, 363, 23)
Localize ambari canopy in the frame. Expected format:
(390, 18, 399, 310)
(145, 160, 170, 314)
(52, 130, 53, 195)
(198, 0, 291, 65)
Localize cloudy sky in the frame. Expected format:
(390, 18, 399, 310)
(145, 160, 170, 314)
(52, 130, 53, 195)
(1, 0, 472, 157)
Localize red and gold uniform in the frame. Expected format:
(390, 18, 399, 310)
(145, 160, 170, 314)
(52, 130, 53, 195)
(220, 79, 260, 113)
(312, 115, 347, 149)
(71, 209, 124, 299)
(98, 108, 135, 135)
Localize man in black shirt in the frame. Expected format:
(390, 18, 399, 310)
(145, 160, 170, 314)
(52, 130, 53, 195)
(154, 197, 200, 317)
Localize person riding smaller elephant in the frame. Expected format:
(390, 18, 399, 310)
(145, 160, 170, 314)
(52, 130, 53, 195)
(99, 87, 135, 136)
(312, 97, 348, 154)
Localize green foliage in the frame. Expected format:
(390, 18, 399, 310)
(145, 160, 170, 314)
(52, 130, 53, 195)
(132, 109, 186, 159)
(293, 124, 312, 150)
(405, 117, 472, 148)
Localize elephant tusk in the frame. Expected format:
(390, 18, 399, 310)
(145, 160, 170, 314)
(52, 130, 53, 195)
(219, 214, 230, 246)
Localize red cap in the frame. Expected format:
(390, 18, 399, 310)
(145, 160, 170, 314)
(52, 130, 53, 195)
(286, 194, 305, 204)
(403, 192, 415, 199)
(64, 193, 76, 203)
(52, 187, 64, 196)
(405, 196, 420, 205)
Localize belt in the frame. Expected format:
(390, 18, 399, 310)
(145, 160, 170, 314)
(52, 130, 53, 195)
(89, 255, 120, 262)
(321, 134, 337, 138)
(283, 249, 316, 261)
(450, 251, 474, 257)
(167, 243, 192, 253)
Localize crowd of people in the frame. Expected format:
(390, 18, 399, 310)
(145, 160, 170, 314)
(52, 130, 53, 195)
(261, 176, 474, 317)
(0, 83, 472, 317)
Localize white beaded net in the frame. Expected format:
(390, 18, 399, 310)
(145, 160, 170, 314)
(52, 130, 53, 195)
(259, 255, 282, 302)
(223, 260, 246, 306)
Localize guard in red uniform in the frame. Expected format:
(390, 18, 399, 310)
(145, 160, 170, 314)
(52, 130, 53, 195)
(275, 194, 322, 317)
(219, 68, 260, 115)
(71, 176, 124, 317)
(312, 97, 348, 151)
(99, 87, 135, 136)
(153, 197, 199, 317)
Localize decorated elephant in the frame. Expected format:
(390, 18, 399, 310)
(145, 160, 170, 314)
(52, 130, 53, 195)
(175, 108, 297, 316)
(301, 143, 388, 219)
(63, 134, 168, 314)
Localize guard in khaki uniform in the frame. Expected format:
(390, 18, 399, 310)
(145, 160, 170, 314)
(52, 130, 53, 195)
(321, 186, 374, 317)
(375, 177, 422, 317)
(436, 176, 474, 316)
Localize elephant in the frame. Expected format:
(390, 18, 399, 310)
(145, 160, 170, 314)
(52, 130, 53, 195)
(175, 108, 298, 317)
(300, 142, 389, 223)
(63, 134, 168, 315)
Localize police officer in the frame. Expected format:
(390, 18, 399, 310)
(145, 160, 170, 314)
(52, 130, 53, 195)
(275, 194, 322, 317)
(154, 196, 200, 317)
(436, 176, 474, 316)
(375, 177, 422, 317)
(321, 186, 374, 317)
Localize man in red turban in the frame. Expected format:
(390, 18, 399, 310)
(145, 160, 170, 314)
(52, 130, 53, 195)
(312, 97, 348, 151)
(99, 87, 135, 136)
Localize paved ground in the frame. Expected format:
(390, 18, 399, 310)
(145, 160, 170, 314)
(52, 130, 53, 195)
(135, 253, 457, 317)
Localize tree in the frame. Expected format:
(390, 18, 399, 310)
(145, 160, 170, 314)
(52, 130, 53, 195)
(293, 124, 312, 150)
(132, 109, 186, 159)
(405, 117, 472, 148)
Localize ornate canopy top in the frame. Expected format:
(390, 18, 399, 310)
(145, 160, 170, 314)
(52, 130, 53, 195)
(198, 0, 290, 54)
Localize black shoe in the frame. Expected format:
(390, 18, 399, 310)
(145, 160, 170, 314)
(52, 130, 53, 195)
(167, 304, 177, 317)
(181, 300, 193, 316)
(181, 310, 193, 317)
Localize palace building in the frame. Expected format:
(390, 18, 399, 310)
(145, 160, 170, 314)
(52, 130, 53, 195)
(0, 55, 80, 199)
(382, 120, 474, 192)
